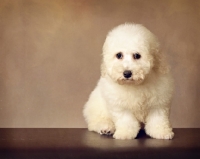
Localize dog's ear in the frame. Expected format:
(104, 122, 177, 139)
(149, 37, 170, 74)
(153, 50, 170, 74)
(100, 60, 107, 77)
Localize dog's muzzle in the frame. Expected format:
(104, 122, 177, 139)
(123, 70, 132, 79)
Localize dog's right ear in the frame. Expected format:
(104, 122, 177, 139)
(100, 60, 107, 77)
(101, 39, 108, 77)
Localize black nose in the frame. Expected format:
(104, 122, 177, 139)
(123, 70, 132, 79)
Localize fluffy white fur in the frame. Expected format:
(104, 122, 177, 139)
(83, 23, 174, 140)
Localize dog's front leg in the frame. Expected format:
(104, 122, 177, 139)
(111, 110, 140, 140)
(145, 108, 174, 139)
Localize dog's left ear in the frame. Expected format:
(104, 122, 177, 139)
(148, 36, 170, 74)
(153, 49, 170, 74)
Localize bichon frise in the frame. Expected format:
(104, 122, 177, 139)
(83, 23, 174, 140)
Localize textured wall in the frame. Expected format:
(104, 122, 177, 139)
(0, 0, 199, 128)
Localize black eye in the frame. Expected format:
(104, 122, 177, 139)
(133, 53, 141, 59)
(116, 52, 123, 59)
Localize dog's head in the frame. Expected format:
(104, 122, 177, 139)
(101, 23, 168, 85)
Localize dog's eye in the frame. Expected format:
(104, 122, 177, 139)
(133, 53, 141, 60)
(116, 52, 123, 59)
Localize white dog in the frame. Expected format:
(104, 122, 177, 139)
(83, 23, 174, 140)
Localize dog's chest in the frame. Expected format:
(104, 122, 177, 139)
(102, 82, 150, 109)
(103, 84, 150, 122)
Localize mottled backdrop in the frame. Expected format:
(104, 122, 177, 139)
(0, 0, 199, 128)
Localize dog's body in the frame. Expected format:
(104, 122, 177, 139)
(83, 23, 174, 140)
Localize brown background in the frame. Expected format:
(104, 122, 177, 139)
(0, 0, 199, 128)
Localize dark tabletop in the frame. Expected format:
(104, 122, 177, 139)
(0, 128, 199, 159)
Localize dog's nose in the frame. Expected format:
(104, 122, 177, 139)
(123, 70, 132, 79)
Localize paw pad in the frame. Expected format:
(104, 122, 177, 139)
(100, 130, 113, 136)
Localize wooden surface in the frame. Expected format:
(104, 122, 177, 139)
(0, 128, 199, 159)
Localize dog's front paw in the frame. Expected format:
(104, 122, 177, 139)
(113, 129, 138, 140)
(146, 128, 174, 140)
(150, 131, 174, 140)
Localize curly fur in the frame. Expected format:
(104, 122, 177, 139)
(83, 23, 174, 140)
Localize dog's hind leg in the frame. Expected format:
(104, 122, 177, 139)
(90, 117, 115, 136)
(83, 87, 115, 135)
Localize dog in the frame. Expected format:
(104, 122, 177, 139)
(83, 23, 174, 140)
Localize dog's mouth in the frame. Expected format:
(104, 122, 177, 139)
(117, 77, 144, 85)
